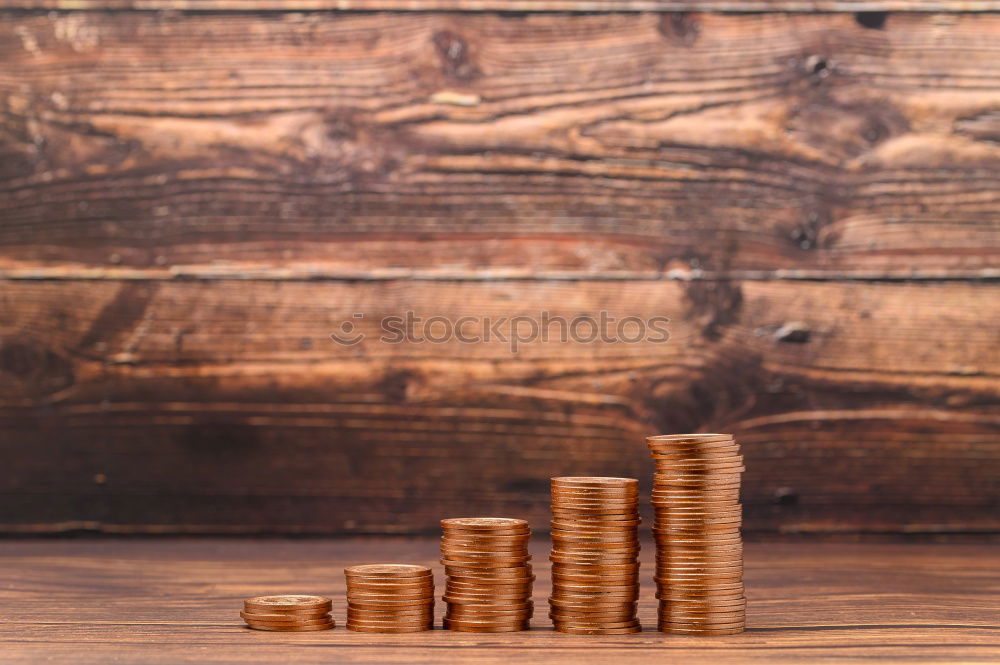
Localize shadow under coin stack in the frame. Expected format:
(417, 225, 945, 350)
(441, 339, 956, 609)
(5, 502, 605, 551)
(241, 595, 334, 631)
(440, 517, 534, 632)
(344, 564, 434, 632)
(549, 477, 641, 634)
(647, 433, 746, 635)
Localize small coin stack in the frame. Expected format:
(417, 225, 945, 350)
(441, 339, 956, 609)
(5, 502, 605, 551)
(549, 477, 641, 634)
(647, 433, 746, 635)
(241, 595, 334, 631)
(440, 517, 534, 632)
(344, 564, 434, 633)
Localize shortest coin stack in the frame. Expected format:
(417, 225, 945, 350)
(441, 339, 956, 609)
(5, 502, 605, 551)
(345, 564, 434, 633)
(440, 517, 534, 632)
(242, 595, 335, 631)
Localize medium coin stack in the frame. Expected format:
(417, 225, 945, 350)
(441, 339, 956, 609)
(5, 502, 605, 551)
(549, 477, 641, 634)
(440, 517, 534, 632)
(647, 433, 745, 635)
(344, 564, 434, 632)
(241, 595, 334, 631)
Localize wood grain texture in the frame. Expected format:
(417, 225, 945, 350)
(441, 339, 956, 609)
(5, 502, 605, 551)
(1, 279, 997, 534)
(0, 539, 998, 664)
(2, 1, 1000, 10)
(2, 12, 999, 279)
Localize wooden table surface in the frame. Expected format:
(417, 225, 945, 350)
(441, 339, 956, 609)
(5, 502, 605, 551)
(1, 539, 997, 664)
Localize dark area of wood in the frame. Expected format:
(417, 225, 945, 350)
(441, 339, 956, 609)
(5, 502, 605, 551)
(1, 279, 997, 534)
(1, 539, 998, 664)
(1, 12, 999, 279)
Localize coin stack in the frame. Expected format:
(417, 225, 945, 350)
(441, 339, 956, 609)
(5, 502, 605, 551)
(647, 433, 745, 635)
(241, 595, 334, 631)
(440, 517, 534, 632)
(344, 564, 434, 632)
(549, 477, 641, 634)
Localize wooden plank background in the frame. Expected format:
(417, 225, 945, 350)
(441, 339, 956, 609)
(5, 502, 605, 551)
(0, 7, 997, 536)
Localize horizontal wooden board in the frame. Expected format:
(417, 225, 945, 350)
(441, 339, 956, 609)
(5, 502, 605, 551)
(1, 12, 999, 279)
(2, 540, 999, 664)
(1, 279, 997, 534)
(2, 1, 1000, 10)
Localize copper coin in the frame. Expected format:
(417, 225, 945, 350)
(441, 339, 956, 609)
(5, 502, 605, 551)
(446, 575, 534, 586)
(652, 453, 743, 463)
(347, 618, 434, 629)
(441, 517, 528, 530)
(655, 591, 745, 600)
(553, 618, 639, 628)
(347, 611, 434, 621)
(345, 564, 432, 579)
(441, 544, 530, 554)
(347, 600, 435, 610)
(659, 626, 744, 635)
(445, 580, 534, 590)
(654, 463, 742, 472)
(347, 624, 431, 633)
(661, 610, 746, 621)
(551, 520, 642, 531)
(555, 625, 641, 634)
(444, 566, 533, 577)
(650, 451, 740, 461)
(442, 617, 528, 628)
(347, 584, 434, 595)
(445, 611, 532, 621)
(553, 564, 639, 575)
(243, 595, 332, 613)
(441, 538, 530, 549)
(348, 592, 434, 602)
(440, 548, 532, 557)
(552, 486, 638, 495)
(551, 614, 639, 623)
(443, 595, 532, 605)
(241, 612, 332, 626)
(552, 476, 638, 488)
(661, 602, 746, 612)
(552, 577, 639, 587)
(660, 619, 746, 629)
(245, 620, 335, 632)
(440, 559, 531, 569)
(550, 512, 641, 521)
(647, 432, 734, 441)
(657, 544, 743, 553)
(347, 616, 433, 625)
(552, 495, 637, 504)
(548, 598, 636, 609)
(654, 582, 745, 591)
(239, 608, 331, 620)
(444, 624, 528, 633)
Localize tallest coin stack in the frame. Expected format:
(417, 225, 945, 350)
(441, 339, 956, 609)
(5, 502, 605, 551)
(646, 434, 746, 635)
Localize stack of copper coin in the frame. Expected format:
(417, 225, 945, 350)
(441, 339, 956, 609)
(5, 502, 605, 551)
(241, 595, 334, 631)
(647, 433, 745, 635)
(440, 517, 534, 632)
(344, 564, 434, 632)
(549, 477, 641, 634)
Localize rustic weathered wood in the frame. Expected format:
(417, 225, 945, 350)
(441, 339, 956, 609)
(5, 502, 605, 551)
(1, 12, 999, 279)
(0, 539, 997, 664)
(1, 279, 996, 534)
(2, 1, 1000, 10)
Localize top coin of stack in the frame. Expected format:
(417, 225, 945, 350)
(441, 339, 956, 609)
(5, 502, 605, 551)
(344, 564, 434, 633)
(549, 477, 642, 634)
(647, 433, 746, 635)
(241, 595, 335, 631)
(440, 517, 534, 632)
